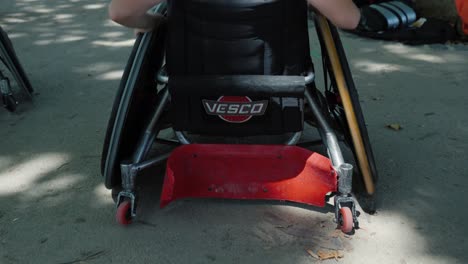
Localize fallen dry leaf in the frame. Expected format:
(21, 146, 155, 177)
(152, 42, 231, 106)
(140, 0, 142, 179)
(386, 123, 402, 131)
(306, 249, 320, 260)
(317, 250, 344, 260)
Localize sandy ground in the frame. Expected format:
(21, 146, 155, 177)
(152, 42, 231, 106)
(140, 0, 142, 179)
(1, 1, 468, 263)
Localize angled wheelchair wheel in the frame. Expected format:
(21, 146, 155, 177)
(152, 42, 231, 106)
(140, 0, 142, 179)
(0, 26, 34, 97)
(314, 15, 378, 211)
(101, 23, 167, 189)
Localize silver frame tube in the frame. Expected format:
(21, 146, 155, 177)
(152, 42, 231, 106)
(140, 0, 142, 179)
(304, 89, 344, 168)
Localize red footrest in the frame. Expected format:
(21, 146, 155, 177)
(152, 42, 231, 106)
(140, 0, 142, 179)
(160, 144, 337, 208)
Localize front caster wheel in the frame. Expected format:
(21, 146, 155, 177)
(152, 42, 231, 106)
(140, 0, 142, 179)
(338, 207, 353, 234)
(116, 200, 133, 226)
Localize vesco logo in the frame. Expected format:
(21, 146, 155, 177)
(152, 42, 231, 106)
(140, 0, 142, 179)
(202, 96, 268, 123)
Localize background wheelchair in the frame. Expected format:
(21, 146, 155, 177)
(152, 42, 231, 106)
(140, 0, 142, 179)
(101, 0, 378, 234)
(0, 26, 34, 112)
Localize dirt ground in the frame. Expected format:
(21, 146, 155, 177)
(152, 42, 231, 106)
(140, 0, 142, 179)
(1, 1, 468, 263)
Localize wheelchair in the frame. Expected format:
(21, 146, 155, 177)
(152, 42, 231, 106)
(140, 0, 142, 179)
(101, 0, 378, 234)
(0, 26, 34, 112)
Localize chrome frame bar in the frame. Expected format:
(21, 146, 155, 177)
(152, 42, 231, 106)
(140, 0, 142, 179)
(132, 88, 170, 163)
(286, 131, 303, 146)
(304, 88, 355, 200)
(156, 66, 168, 84)
(304, 89, 345, 168)
(175, 131, 190, 145)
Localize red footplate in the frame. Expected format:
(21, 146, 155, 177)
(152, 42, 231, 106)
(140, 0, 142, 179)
(160, 144, 337, 208)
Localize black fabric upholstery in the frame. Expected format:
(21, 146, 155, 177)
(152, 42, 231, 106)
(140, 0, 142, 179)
(166, 0, 311, 76)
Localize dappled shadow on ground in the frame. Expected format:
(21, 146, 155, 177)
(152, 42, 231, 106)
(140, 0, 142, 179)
(341, 32, 468, 263)
(0, 1, 468, 263)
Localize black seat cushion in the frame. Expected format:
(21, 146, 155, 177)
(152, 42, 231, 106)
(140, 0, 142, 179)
(166, 0, 311, 76)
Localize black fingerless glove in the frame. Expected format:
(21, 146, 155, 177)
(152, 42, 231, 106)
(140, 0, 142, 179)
(357, 6, 388, 32)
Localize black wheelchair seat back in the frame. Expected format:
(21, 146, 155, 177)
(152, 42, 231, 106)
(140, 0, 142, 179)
(166, 0, 310, 75)
(166, 0, 312, 136)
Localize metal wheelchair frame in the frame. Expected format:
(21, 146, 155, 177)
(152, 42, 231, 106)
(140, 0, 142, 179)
(103, 4, 378, 232)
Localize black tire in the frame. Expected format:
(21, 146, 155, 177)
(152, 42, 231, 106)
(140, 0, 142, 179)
(0, 26, 34, 95)
(101, 22, 167, 189)
(100, 35, 142, 177)
(314, 16, 378, 212)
